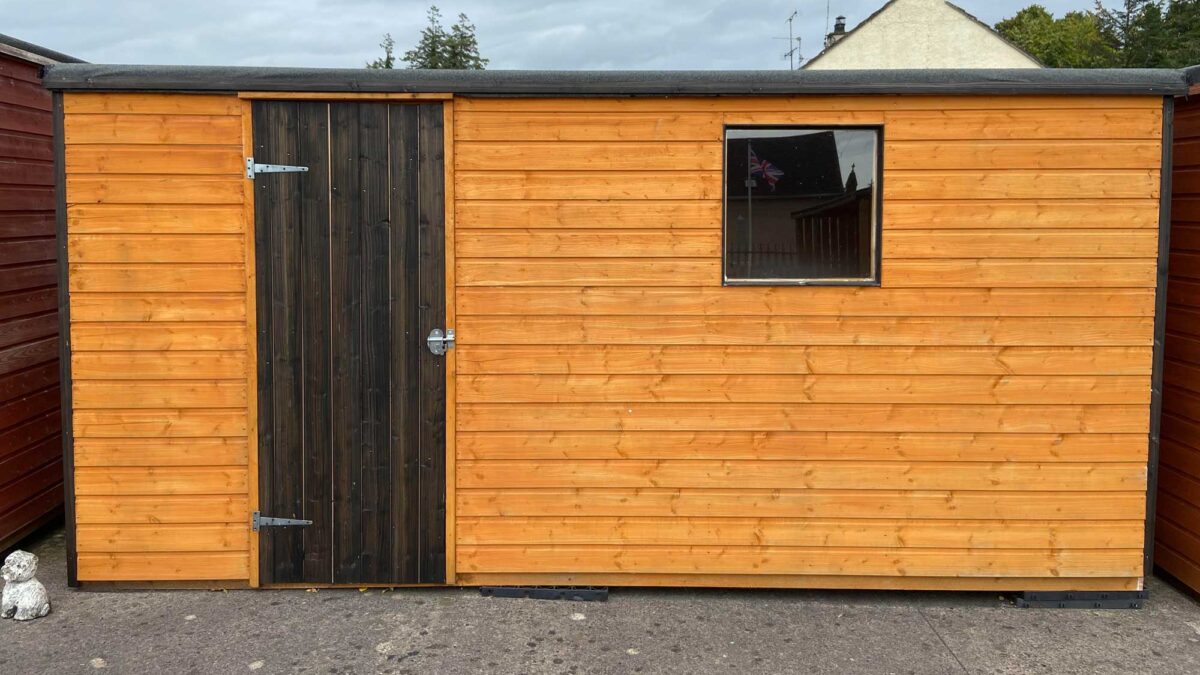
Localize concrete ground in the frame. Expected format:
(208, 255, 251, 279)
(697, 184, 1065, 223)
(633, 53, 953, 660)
(2, 527, 1200, 674)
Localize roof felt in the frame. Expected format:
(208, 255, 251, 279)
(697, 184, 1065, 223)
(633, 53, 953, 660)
(0, 33, 84, 66)
(42, 64, 1189, 96)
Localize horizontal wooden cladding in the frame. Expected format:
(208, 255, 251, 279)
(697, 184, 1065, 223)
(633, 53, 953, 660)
(456, 545, 1142, 577)
(73, 352, 246, 380)
(457, 346, 1151, 376)
(886, 200, 1159, 229)
(67, 176, 243, 205)
(64, 114, 241, 145)
(73, 409, 247, 438)
(77, 552, 248, 581)
(68, 205, 244, 234)
(71, 323, 247, 351)
(457, 374, 1149, 405)
(69, 235, 245, 263)
(456, 431, 1147, 462)
(456, 199, 1160, 230)
(457, 230, 718, 258)
(456, 259, 1157, 287)
(64, 94, 243, 116)
(77, 524, 248, 552)
(73, 381, 247, 409)
(70, 294, 246, 322)
(76, 494, 248, 523)
(458, 517, 1143, 549)
(66, 145, 242, 175)
(454, 140, 1162, 172)
(455, 109, 1162, 142)
(457, 288, 1156, 318)
(456, 572, 1140, 591)
(458, 460, 1145, 491)
(886, 140, 1161, 170)
(75, 466, 247, 495)
(455, 317, 1153, 346)
(455, 95, 1164, 113)
(69, 265, 245, 293)
(74, 437, 248, 466)
(457, 487, 1145, 520)
(455, 230, 1157, 260)
(459, 403, 1148, 433)
(457, 200, 719, 229)
(456, 171, 721, 200)
(454, 170, 1158, 202)
(885, 171, 1158, 201)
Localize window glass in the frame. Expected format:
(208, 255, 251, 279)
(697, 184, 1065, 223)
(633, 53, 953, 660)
(724, 127, 880, 285)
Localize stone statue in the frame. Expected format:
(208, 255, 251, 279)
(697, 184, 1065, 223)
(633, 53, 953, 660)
(1, 550, 50, 621)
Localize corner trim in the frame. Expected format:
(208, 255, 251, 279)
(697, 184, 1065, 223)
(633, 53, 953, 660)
(52, 91, 78, 587)
(1145, 95, 1174, 580)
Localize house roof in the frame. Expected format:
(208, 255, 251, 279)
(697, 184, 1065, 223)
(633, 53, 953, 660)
(41, 64, 1188, 96)
(803, 0, 1041, 70)
(0, 33, 84, 66)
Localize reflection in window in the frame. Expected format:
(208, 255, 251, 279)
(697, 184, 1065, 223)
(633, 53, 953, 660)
(724, 127, 880, 285)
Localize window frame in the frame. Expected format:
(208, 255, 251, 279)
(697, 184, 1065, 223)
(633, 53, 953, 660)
(721, 124, 885, 287)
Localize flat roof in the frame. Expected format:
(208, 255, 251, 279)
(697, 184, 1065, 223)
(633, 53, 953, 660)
(42, 64, 1190, 96)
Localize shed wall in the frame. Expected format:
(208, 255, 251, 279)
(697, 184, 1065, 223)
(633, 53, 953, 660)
(62, 93, 251, 581)
(1159, 95, 1200, 592)
(451, 95, 1163, 589)
(1, 52, 62, 552)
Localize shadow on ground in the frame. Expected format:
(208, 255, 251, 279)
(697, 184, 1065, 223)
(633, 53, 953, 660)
(2, 526, 1199, 674)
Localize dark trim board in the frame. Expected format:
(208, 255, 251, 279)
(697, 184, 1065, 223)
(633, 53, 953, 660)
(52, 91, 77, 587)
(1145, 95, 1175, 580)
(41, 64, 1190, 96)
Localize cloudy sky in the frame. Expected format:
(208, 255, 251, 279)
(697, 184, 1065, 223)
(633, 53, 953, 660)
(5, 0, 1091, 69)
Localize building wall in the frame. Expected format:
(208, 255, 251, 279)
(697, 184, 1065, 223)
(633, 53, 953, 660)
(62, 93, 251, 581)
(60, 91, 1166, 588)
(805, 0, 1040, 70)
(0, 52, 63, 552)
(451, 94, 1163, 590)
(1158, 96, 1200, 592)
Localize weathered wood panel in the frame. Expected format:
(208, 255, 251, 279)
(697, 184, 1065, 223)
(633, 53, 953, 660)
(0, 51, 61, 552)
(452, 95, 1163, 588)
(63, 92, 251, 582)
(1159, 96, 1200, 593)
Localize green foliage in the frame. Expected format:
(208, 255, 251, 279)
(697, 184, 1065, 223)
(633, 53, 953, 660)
(387, 5, 488, 70)
(995, 5, 1117, 67)
(997, 1, 1200, 68)
(366, 33, 396, 69)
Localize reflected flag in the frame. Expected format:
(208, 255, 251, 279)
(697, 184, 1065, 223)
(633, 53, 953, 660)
(749, 149, 784, 190)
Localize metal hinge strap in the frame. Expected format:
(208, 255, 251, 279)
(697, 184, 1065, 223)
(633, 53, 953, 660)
(252, 511, 313, 532)
(246, 157, 309, 179)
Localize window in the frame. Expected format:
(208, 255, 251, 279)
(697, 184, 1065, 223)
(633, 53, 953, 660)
(723, 126, 881, 285)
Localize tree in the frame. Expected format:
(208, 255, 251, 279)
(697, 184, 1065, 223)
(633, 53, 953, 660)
(1095, 0, 1171, 67)
(1165, 0, 1200, 65)
(366, 5, 489, 70)
(995, 5, 1118, 67)
(366, 34, 396, 69)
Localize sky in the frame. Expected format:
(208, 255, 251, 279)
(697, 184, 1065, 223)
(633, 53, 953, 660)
(3, 0, 1094, 70)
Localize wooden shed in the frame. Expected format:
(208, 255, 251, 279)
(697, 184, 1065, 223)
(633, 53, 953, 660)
(0, 35, 81, 553)
(1157, 67, 1200, 594)
(41, 64, 1188, 594)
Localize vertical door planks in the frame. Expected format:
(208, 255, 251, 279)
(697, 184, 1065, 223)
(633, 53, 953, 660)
(255, 101, 446, 585)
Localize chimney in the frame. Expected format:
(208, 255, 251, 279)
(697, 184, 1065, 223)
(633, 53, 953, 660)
(825, 15, 848, 48)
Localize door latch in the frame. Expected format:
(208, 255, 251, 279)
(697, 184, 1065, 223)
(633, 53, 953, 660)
(245, 157, 309, 179)
(427, 328, 455, 356)
(252, 511, 313, 532)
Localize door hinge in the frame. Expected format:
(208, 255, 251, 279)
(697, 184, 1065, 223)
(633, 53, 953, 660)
(427, 328, 455, 356)
(252, 511, 313, 532)
(246, 157, 309, 179)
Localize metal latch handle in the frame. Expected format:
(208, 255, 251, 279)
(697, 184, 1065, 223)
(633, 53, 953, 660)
(427, 328, 455, 356)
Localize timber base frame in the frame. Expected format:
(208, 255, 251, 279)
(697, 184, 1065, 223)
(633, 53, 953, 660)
(1016, 590, 1149, 609)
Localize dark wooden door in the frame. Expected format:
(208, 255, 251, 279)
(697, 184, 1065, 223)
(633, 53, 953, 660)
(253, 101, 446, 585)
